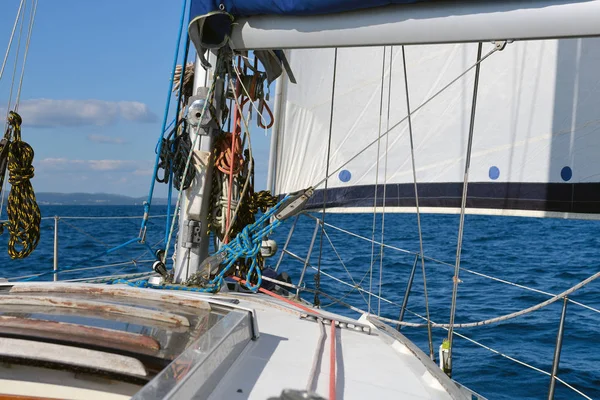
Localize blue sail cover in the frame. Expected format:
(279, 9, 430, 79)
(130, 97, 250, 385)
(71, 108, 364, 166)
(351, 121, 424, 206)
(190, 0, 425, 18)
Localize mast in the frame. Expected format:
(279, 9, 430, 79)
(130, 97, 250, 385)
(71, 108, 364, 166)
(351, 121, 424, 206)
(173, 52, 222, 283)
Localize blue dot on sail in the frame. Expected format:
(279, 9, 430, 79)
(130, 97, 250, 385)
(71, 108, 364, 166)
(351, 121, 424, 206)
(339, 170, 352, 182)
(561, 166, 573, 181)
(488, 166, 500, 180)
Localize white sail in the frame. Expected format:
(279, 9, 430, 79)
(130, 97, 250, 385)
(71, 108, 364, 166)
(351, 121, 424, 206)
(272, 38, 600, 218)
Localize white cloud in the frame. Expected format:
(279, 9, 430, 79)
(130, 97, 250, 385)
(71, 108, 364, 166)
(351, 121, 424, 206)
(87, 134, 127, 144)
(5, 99, 158, 128)
(133, 168, 153, 176)
(37, 158, 148, 172)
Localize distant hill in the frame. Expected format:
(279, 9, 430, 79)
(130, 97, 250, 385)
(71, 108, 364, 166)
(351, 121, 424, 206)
(35, 192, 175, 206)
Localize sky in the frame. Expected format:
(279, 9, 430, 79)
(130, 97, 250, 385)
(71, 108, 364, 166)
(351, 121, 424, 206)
(0, 0, 272, 197)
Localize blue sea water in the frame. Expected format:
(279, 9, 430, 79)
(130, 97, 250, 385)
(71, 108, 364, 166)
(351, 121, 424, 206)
(1, 205, 599, 399)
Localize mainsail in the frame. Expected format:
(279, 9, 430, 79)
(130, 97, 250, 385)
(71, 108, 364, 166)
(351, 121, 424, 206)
(271, 39, 600, 218)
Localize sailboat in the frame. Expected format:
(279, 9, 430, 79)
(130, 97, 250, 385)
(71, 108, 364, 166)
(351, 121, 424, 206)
(0, 0, 599, 399)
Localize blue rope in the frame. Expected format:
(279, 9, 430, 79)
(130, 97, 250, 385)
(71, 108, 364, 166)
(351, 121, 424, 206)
(164, 150, 174, 244)
(112, 195, 289, 294)
(141, 0, 189, 234)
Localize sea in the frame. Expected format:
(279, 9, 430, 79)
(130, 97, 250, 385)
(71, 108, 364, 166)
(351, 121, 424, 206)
(1, 204, 598, 400)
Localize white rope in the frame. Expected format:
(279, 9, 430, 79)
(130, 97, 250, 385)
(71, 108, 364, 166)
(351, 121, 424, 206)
(232, 60, 271, 130)
(0, 0, 25, 82)
(373, 270, 600, 329)
(14, 0, 38, 112)
(4, 0, 27, 122)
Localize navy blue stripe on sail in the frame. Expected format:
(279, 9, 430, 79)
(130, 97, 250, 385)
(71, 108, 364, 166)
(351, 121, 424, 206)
(190, 0, 425, 18)
(303, 183, 600, 215)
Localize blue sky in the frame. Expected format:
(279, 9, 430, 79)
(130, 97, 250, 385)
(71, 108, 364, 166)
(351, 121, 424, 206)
(0, 0, 272, 197)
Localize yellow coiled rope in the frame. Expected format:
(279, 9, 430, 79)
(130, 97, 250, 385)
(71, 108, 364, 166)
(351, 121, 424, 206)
(3, 111, 40, 259)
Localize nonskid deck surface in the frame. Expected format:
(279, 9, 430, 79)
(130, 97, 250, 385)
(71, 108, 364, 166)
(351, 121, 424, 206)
(0, 282, 473, 399)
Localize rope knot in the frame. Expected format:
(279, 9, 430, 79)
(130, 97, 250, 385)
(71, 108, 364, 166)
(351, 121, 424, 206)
(7, 111, 22, 128)
(9, 166, 34, 184)
(236, 225, 260, 257)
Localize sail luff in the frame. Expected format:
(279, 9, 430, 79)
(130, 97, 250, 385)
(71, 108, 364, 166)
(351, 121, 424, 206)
(266, 77, 284, 193)
(229, 1, 600, 50)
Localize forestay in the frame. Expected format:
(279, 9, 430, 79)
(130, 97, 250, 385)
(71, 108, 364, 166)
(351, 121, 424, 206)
(272, 40, 600, 218)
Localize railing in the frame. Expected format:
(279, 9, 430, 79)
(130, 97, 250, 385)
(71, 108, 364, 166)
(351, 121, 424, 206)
(4, 213, 170, 283)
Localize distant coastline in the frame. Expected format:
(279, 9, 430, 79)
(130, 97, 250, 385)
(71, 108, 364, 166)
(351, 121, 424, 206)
(35, 192, 174, 206)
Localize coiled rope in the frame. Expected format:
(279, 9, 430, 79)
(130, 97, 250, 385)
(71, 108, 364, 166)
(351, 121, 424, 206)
(215, 132, 244, 175)
(2, 111, 40, 259)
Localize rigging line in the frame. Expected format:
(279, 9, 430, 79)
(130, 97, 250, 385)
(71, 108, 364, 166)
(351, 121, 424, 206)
(4, 0, 27, 126)
(59, 219, 109, 247)
(308, 264, 402, 310)
(0, 0, 25, 83)
(223, 57, 243, 244)
(308, 215, 600, 315)
(14, 0, 38, 111)
(447, 43, 483, 364)
(461, 267, 600, 315)
(378, 45, 393, 316)
(165, 36, 191, 246)
(222, 64, 254, 241)
(378, 269, 600, 329)
(402, 45, 434, 360)
(232, 62, 271, 130)
(453, 332, 592, 400)
(368, 46, 386, 315)
(141, 0, 188, 235)
(312, 45, 499, 190)
(43, 214, 172, 220)
(315, 48, 338, 308)
(7, 260, 154, 281)
(385, 308, 593, 400)
(322, 227, 369, 307)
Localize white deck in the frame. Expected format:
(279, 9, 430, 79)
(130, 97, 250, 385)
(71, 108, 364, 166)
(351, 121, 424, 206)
(178, 291, 469, 400)
(0, 282, 478, 400)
